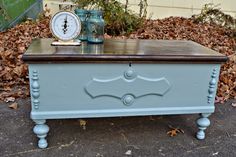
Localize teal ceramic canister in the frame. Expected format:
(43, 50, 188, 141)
(87, 10, 105, 43)
(75, 9, 88, 41)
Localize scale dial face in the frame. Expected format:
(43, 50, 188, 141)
(50, 11, 81, 41)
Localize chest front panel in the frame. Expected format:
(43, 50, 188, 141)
(29, 63, 219, 119)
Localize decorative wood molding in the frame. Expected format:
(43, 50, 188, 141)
(207, 68, 217, 104)
(31, 70, 40, 109)
(85, 69, 171, 106)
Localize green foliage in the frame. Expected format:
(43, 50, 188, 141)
(72, 0, 146, 36)
(0, 3, 10, 20)
(192, 3, 236, 37)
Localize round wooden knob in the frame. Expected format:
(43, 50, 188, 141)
(122, 94, 134, 106)
(124, 69, 136, 79)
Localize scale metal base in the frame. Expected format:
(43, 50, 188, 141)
(51, 40, 81, 46)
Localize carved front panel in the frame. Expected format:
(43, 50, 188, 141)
(85, 67, 171, 106)
(29, 64, 220, 119)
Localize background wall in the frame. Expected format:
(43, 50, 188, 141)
(43, 0, 236, 19)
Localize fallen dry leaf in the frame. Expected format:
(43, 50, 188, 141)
(79, 119, 87, 130)
(125, 150, 132, 156)
(232, 103, 236, 107)
(8, 102, 18, 110)
(167, 125, 184, 137)
(4, 97, 15, 103)
(215, 96, 225, 104)
(3, 86, 11, 91)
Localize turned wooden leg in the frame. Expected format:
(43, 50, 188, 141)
(33, 119, 49, 149)
(196, 113, 211, 140)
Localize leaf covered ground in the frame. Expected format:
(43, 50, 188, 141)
(0, 17, 52, 102)
(0, 16, 235, 102)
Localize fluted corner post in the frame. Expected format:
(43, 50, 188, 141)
(207, 68, 217, 104)
(33, 119, 49, 149)
(32, 70, 40, 110)
(196, 113, 211, 140)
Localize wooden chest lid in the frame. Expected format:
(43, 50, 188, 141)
(22, 38, 228, 63)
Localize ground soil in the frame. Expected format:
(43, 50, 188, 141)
(0, 99, 235, 157)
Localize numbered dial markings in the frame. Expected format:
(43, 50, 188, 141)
(50, 12, 81, 41)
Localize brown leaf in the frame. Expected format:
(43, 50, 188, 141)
(13, 65, 24, 77)
(4, 97, 15, 103)
(167, 129, 178, 137)
(8, 102, 18, 110)
(0, 46, 4, 52)
(79, 119, 87, 130)
(18, 46, 26, 53)
(232, 103, 236, 107)
(3, 86, 11, 91)
(167, 125, 184, 137)
(215, 96, 224, 104)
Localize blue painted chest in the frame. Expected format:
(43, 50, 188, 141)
(23, 38, 228, 148)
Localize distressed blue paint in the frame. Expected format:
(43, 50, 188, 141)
(196, 113, 211, 140)
(30, 106, 215, 119)
(122, 94, 135, 106)
(208, 68, 217, 104)
(29, 64, 220, 115)
(124, 67, 136, 79)
(31, 70, 40, 110)
(28, 63, 222, 148)
(33, 119, 49, 149)
(85, 72, 171, 100)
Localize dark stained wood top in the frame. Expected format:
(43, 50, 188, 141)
(22, 38, 228, 63)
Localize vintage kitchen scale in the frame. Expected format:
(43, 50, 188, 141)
(50, 11, 81, 46)
(23, 11, 228, 149)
